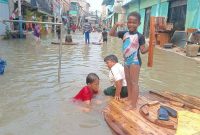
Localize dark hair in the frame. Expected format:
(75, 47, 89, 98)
(104, 54, 118, 63)
(103, 28, 106, 31)
(128, 11, 141, 22)
(86, 73, 99, 84)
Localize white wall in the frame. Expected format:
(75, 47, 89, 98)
(0, 2, 9, 35)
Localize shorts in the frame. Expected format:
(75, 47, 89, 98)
(124, 53, 140, 66)
(103, 38, 107, 42)
(104, 86, 128, 98)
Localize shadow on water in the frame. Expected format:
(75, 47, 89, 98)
(0, 32, 199, 135)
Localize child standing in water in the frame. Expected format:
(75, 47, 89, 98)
(34, 24, 41, 42)
(109, 12, 148, 110)
(99, 28, 108, 44)
(73, 73, 100, 105)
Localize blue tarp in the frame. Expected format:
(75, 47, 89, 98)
(0, 58, 6, 75)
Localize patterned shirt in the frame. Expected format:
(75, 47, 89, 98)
(118, 31, 145, 66)
(83, 22, 92, 33)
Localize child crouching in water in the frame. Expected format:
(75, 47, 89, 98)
(73, 73, 101, 111)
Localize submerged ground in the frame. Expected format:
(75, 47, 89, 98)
(0, 32, 200, 135)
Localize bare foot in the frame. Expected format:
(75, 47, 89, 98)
(124, 100, 132, 106)
(124, 105, 137, 111)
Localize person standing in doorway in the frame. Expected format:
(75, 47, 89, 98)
(83, 19, 92, 44)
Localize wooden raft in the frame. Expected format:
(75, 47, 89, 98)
(103, 91, 200, 135)
(51, 41, 78, 45)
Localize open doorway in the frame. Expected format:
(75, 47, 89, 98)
(168, 0, 187, 31)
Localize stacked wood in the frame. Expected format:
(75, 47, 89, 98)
(104, 96, 176, 134)
(104, 91, 200, 135)
(150, 91, 200, 110)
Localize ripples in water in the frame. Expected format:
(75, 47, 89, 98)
(0, 32, 200, 135)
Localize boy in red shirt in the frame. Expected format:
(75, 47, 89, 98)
(74, 73, 100, 105)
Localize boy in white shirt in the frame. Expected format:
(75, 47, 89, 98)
(104, 55, 128, 100)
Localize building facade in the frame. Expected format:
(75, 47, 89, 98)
(123, 0, 200, 36)
(69, 0, 90, 27)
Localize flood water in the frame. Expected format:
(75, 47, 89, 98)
(0, 32, 200, 135)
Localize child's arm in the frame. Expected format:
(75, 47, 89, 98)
(84, 100, 91, 105)
(140, 44, 149, 54)
(139, 35, 149, 54)
(114, 80, 123, 100)
(109, 22, 124, 37)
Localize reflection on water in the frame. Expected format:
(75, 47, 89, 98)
(0, 32, 200, 135)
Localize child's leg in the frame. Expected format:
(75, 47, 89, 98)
(124, 66, 132, 102)
(129, 64, 140, 108)
(88, 33, 90, 44)
(85, 32, 89, 44)
(84, 32, 87, 44)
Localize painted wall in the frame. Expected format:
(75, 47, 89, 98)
(111, 15, 114, 28)
(0, 1, 9, 35)
(185, 0, 200, 29)
(126, 1, 139, 14)
(138, 8, 145, 33)
(124, 0, 169, 34)
(151, 1, 169, 17)
(140, 0, 168, 9)
(114, 13, 118, 24)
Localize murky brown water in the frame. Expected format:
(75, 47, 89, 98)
(0, 32, 200, 135)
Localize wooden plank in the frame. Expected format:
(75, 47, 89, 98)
(109, 99, 175, 135)
(139, 96, 178, 124)
(164, 91, 200, 107)
(109, 111, 143, 135)
(104, 91, 200, 135)
(150, 91, 200, 110)
(104, 113, 129, 135)
(51, 42, 78, 45)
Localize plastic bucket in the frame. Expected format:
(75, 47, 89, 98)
(0, 59, 6, 75)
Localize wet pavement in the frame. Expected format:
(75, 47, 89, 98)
(0, 31, 200, 135)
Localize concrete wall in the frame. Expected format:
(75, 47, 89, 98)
(0, 0, 9, 35)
